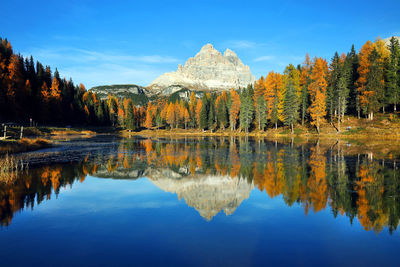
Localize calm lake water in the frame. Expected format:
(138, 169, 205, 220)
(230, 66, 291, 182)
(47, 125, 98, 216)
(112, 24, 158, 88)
(1, 136, 400, 266)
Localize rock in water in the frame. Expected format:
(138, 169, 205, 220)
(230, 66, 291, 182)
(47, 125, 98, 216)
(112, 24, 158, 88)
(148, 43, 255, 92)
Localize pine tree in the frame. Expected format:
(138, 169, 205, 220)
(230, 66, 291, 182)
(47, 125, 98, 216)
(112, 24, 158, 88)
(386, 37, 400, 111)
(283, 80, 299, 133)
(216, 95, 228, 129)
(299, 54, 311, 125)
(337, 54, 351, 131)
(271, 96, 279, 129)
(365, 48, 384, 120)
(199, 95, 208, 130)
(239, 88, 254, 133)
(255, 96, 267, 130)
(208, 94, 216, 131)
(327, 52, 340, 122)
(126, 100, 135, 130)
(229, 89, 240, 131)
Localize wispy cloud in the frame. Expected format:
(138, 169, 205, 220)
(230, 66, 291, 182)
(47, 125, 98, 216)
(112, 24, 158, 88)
(22, 46, 180, 87)
(254, 55, 276, 62)
(26, 47, 179, 64)
(224, 40, 258, 49)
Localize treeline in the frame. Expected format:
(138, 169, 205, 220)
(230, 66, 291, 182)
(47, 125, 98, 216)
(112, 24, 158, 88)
(2, 36, 400, 132)
(140, 37, 400, 133)
(0, 38, 114, 126)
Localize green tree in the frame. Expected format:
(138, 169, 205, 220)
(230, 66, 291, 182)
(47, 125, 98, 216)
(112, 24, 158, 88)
(283, 81, 299, 133)
(126, 101, 136, 130)
(239, 88, 254, 133)
(200, 95, 208, 130)
(255, 96, 267, 130)
(386, 37, 400, 111)
(365, 48, 384, 119)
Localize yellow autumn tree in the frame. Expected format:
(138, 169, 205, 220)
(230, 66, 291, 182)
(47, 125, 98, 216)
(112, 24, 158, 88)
(229, 89, 241, 130)
(308, 57, 328, 134)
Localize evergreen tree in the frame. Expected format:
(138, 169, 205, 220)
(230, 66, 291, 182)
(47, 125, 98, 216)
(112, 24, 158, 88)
(327, 52, 340, 122)
(216, 95, 228, 129)
(255, 96, 267, 130)
(208, 94, 216, 130)
(199, 95, 208, 130)
(283, 81, 299, 133)
(126, 101, 135, 130)
(347, 45, 360, 117)
(271, 96, 279, 129)
(386, 37, 400, 111)
(365, 48, 384, 120)
(239, 88, 254, 133)
(336, 56, 350, 131)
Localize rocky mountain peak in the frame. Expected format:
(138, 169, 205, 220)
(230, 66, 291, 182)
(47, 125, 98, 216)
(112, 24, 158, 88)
(148, 43, 255, 92)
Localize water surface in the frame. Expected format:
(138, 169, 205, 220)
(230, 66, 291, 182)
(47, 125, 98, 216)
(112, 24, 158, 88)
(1, 136, 400, 266)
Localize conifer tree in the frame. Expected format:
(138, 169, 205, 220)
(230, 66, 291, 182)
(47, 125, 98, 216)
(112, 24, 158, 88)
(216, 95, 228, 129)
(283, 81, 299, 133)
(229, 89, 240, 131)
(365, 48, 384, 120)
(386, 37, 400, 111)
(199, 95, 208, 130)
(126, 100, 135, 130)
(239, 88, 254, 133)
(255, 96, 267, 130)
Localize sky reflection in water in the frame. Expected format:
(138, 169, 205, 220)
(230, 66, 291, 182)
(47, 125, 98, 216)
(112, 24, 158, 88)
(1, 137, 400, 266)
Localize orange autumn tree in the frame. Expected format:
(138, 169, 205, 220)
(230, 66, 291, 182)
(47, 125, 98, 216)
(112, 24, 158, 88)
(308, 57, 328, 134)
(195, 99, 202, 128)
(145, 103, 153, 129)
(356, 41, 375, 119)
(229, 89, 240, 130)
(254, 76, 265, 104)
(167, 102, 177, 128)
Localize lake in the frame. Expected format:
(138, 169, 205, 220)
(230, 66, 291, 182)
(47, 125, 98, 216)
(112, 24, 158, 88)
(1, 136, 400, 266)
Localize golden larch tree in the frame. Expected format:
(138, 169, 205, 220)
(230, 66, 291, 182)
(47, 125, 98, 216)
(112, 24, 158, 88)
(308, 57, 328, 133)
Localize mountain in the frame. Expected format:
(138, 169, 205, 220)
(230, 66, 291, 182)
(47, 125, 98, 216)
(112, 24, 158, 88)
(148, 43, 255, 92)
(383, 36, 400, 46)
(89, 84, 149, 105)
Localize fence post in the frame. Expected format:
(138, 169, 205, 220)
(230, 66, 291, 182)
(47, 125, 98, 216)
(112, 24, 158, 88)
(20, 126, 24, 139)
(3, 125, 6, 139)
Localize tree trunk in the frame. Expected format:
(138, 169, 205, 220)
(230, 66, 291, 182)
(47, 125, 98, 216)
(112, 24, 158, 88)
(291, 123, 293, 134)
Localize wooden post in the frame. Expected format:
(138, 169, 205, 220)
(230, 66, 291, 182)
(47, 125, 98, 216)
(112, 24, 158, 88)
(20, 126, 23, 139)
(3, 125, 6, 139)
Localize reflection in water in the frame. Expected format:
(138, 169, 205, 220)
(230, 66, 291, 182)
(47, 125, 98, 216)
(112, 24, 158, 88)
(1, 137, 399, 233)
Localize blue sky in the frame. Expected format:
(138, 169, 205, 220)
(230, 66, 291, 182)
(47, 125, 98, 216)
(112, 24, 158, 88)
(2, 0, 400, 88)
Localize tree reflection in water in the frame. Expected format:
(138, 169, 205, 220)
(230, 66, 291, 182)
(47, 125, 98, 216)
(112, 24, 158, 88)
(0, 137, 399, 233)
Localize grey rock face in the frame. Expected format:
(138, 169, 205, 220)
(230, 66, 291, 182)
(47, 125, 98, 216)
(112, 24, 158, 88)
(89, 84, 149, 99)
(148, 43, 255, 92)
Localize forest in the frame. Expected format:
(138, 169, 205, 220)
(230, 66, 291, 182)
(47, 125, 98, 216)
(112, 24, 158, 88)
(1, 37, 400, 134)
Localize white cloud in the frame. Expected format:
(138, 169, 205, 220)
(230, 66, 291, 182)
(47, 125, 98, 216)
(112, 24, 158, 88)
(225, 40, 257, 49)
(22, 46, 180, 87)
(253, 55, 276, 62)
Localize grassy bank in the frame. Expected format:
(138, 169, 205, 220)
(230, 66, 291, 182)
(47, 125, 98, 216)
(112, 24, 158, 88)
(0, 138, 52, 155)
(121, 114, 400, 140)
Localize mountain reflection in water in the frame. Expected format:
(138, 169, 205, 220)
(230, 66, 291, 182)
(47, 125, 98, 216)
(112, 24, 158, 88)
(1, 137, 399, 234)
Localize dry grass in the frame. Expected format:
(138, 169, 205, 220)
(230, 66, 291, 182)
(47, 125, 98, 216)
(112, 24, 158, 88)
(0, 154, 27, 183)
(0, 138, 52, 155)
(50, 129, 96, 136)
